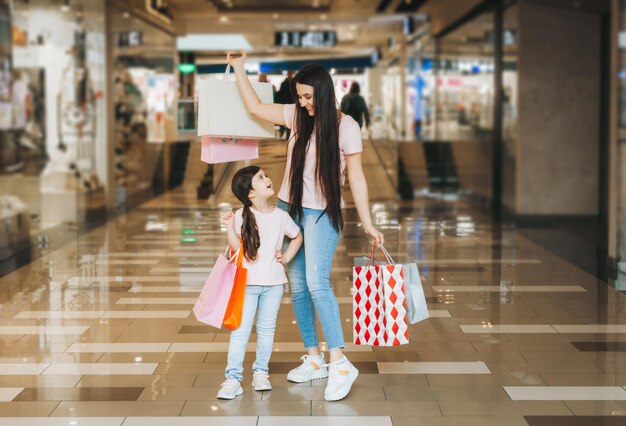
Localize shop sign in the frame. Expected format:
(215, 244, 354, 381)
(117, 31, 143, 48)
(275, 31, 336, 48)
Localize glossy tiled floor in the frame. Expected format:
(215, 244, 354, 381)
(0, 140, 625, 425)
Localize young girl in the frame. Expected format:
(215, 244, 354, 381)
(217, 165, 303, 400)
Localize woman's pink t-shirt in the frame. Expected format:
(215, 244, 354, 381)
(234, 207, 300, 286)
(277, 103, 363, 210)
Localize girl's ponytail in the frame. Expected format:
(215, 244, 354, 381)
(231, 165, 262, 262)
(241, 201, 260, 261)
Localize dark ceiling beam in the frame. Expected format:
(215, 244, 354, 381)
(395, 0, 428, 13)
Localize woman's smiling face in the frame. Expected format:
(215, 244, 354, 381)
(296, 83, 314, 116)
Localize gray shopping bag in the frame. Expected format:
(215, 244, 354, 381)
(403, 262, 429, 324)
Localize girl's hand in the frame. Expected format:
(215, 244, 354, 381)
(220, 210, 235, 228)
(275, 249, 286, 264)
(226, 50, 247, 70)
(364, 225, 384, 246)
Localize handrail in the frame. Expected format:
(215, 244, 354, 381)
(212, 162, 235, 197)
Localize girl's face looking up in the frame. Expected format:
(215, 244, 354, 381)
(249, 169, 274, 201)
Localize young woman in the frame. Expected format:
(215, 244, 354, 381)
(218, 166, 303, 399)
(227, 52, 384, 402)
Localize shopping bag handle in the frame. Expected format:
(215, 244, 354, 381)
(223, 65, 232, 80)
(225, 242, 244, 267)
(379, 244, 396, 264)
(366, 244, 394, 266)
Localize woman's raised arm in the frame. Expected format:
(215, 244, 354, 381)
(227, 51, 286, 126)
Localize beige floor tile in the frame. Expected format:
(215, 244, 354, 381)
(540, 373, 626, 386)
(0, 418, 125, 425)
(0, 376, 81, 388)
(181, 400, 311, 416)
(98, 353, 205, 364)
(262, 386, 385, 401)
(138, 386, 262, 401)
(383, 385, 509, 401)
(425, 372, 546, 387)
(13, 387, 145, 402)
(0, 401, 59, 416)
(76, 375, 196, 388)
(193, 374, 310, 388)
(123, 417, 257, 426)
(50, 401, 185, 417)
(312, 401, 441, 416)
(437, 400, 573, 416)
(154, 363, 226, 375)
(563, 400, 626, 415)
(389, 416, 530, 426)
(259, 417, 392, 426)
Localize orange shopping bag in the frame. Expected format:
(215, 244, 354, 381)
(222, 246, 247, 330)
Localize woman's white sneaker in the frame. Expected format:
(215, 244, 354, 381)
(323, 357, 359, 401)
(217, 378, 243, 400)
(287, 354, 329, 383)
(252, 371, 272, 391)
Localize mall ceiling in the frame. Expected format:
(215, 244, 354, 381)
(111, 0, 611, 62)
(163, 0, 420, 60)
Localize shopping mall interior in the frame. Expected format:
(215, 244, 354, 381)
(0, 0, 625, 424)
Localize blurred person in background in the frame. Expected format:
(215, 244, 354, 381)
(340, 82, 370, 129)
(275, 70, 294, 140)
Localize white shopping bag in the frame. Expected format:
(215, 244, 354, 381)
(197, 65, 275, 139)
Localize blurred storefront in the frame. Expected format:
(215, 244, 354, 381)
(1, 0, 109, 260)
(0, 0, 180, 266)
(109, 1, 178, 212)
(611, 0, 626, 288)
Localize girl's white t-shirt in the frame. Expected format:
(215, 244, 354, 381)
(234, 207, 300, 286)
(278, 103, 363, 210)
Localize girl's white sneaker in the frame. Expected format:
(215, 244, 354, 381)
(217, 378, 243, 399)
(252, 371, 272, 391)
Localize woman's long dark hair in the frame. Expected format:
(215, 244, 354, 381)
(231, 166, 261, 261)
(289, 64, 343, 230)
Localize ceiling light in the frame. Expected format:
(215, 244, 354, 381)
(309, 25, 318, 31)
(219, 16, 229, 23)
(60, 0, 70, 12)
(272, 13, 279, 19)
(321, 14, 327, 20)
(122, 12, 130, 19)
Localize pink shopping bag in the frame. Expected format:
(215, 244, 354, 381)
(201, 136, 259, 164)
(192, 248, 240, 328)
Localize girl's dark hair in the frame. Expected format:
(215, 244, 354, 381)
(289, 64, 343, 230)
(231, 166, 261, 261)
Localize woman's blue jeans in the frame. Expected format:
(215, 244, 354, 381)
(277, 200, 344, 351)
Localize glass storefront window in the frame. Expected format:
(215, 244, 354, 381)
(1, 0, 106, 243)
(616, 0, 626, 287)
(110, 3, 177, 211)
